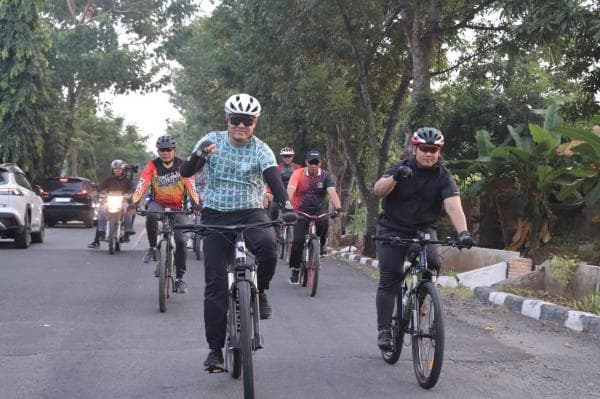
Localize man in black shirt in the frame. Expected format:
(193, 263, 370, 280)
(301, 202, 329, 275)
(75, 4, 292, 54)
(372, 127, 474, 351)
(87, 160, 134, 248)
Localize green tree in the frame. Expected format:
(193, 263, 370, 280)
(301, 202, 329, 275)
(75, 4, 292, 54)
(0, 0, 54, 182)
(43, 0, 197, 176)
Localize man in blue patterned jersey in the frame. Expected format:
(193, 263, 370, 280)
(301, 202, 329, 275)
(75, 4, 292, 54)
(180, 93, 294, 372)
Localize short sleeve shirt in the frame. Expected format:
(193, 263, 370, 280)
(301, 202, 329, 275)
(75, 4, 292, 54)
(379, 158, 459, 231)
(192, 131, 277, 211)
(288, 167, 336, 213)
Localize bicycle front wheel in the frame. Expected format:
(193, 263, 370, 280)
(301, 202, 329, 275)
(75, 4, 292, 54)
(238, 281, 255, 398)
(307, 239, 320, 297)
(226, 293, 241, 378)
(158, 241, 170, 313)
(411, 281, 444, 389)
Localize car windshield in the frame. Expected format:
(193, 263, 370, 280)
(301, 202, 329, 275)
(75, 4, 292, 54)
(43, 179, 85, 192)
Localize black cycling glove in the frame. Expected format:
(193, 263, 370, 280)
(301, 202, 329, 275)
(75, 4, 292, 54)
(279, 201, 298, 223)
(457, 231, 475, 249)
(195, 140, 214, 157)
(393, 165, 413, 181)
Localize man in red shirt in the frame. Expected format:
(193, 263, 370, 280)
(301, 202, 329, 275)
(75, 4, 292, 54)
(131, 135, 200, 293)
(287, 150, 342, 284)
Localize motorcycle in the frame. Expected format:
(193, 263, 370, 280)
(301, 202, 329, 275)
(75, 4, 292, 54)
(101, 192, 131, 254)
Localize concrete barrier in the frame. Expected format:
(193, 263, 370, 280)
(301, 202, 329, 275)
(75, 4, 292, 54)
(456, 261, 508, 289)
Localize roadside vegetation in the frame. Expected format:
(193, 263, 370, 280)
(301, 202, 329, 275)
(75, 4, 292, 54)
(1, 0, 598, 262)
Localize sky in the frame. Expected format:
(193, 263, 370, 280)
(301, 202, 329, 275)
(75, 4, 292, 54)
(100, 1, 217, 152)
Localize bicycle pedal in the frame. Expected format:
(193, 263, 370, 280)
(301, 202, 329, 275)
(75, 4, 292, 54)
(206, 364, 227, 373)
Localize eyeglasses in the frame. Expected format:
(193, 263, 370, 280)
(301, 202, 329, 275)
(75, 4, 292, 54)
(417, 145, 440, 154)
(308, 159, 320, 165)
(158, 148, 174, 153)
(281, 155, 293, 158)
(229, 115, 256, 127)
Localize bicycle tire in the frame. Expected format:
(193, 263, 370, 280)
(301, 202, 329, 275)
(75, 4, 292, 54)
(226, 293, 241, 378)
(158, 241, 169, 313)
(277, 226, 286, 260)
(308, 239, 320, 297)
(411, 281, 444, 389)
(194, 235, 203, 260)
(238, 281, 255, 398)
(382, 293, 404, 364)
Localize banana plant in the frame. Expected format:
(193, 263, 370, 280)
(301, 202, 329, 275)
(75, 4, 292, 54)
(461, 123, 592, 253)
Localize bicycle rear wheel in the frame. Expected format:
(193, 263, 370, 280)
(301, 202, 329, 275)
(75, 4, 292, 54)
(411, 281, 444, 389)
(382, 293, 404, 364)
(307, 239, 320, 297)
(238, 281, 255, 398)
(158, 241, 170, 313)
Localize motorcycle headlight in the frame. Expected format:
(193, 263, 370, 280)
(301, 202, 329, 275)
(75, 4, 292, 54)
(107, 195, 123, 213)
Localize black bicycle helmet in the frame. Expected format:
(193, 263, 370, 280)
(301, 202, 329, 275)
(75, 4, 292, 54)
(411, 127, 445, 147)
(156, 135, 176, 149)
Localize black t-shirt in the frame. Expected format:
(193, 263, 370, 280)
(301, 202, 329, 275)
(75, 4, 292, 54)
(378, 158, 459, 232)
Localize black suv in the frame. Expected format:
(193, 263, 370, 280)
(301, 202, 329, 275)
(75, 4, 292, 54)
(41, 177, 98, 227)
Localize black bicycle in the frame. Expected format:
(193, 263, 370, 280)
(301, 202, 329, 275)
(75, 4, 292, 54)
(138, 208, 189, 313)
(294, 211, 336, 297)
(277, 223, 292, 261)
(175, 217, 288, 399)
(373, 233, 467, 389)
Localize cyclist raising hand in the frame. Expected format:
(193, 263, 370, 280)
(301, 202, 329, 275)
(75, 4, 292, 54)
(372, 127, 474, 351)
(180, 93, 295, 372)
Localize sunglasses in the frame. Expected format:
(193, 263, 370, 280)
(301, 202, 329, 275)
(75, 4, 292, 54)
(308, 159, 320, 165)
(229, 115, 256, 127)
(417, 145, 440, 154)
(158, 148, 174, 153)
(281, 155, 293, 158)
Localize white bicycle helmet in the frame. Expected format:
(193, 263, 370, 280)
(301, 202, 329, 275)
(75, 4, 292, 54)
(280, 147, 295, 156)
(224, 93, 261, 117)
(111, 159, 125, 169)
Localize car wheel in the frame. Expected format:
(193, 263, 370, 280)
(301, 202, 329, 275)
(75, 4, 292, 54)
(31, 215, 45, 243)
(15, 215, 32, 249)
(84, 213, 94, 228)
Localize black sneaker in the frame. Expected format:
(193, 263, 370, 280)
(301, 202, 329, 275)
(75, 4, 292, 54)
(289, 268, 300, 285)
(320, 247, 327, 257)
(203, 349, 225, 373)
(258, 292, 272, 320)
(143, 247, 156, 263)
(87, 241, 99, 249)
(174, 279, 188, 294)
(377, 329, 393, 351)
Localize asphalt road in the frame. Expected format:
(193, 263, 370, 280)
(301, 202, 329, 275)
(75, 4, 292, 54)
(0, 218, 598, 399)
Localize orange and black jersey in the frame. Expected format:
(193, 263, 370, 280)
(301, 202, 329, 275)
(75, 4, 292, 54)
(132, 158, 200, 209)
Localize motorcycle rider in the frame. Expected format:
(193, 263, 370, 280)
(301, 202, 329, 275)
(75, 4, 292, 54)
(88, 160, 135, 248)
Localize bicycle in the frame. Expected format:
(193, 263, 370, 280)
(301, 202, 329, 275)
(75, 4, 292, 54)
(373, 233, 468, 389)
(138, 208, 189, 313)
(294, 210, 336, 297)
(175, 217, 289, 399)
(277, 223, 292, 261)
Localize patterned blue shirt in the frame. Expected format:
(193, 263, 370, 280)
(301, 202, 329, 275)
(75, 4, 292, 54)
(192, 131, 277, 211)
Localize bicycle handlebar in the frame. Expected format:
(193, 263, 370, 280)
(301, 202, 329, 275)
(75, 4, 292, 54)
(136, 209, 191, 217)
(294, 210, 337, 220)
(373, 235, 471, 249)
(173, 218, 285, 235)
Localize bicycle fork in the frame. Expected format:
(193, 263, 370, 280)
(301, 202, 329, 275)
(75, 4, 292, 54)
(229, 239, 263, 351)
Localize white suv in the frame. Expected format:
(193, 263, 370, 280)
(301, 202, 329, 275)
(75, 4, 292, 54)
(0, 163, 45, 248)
